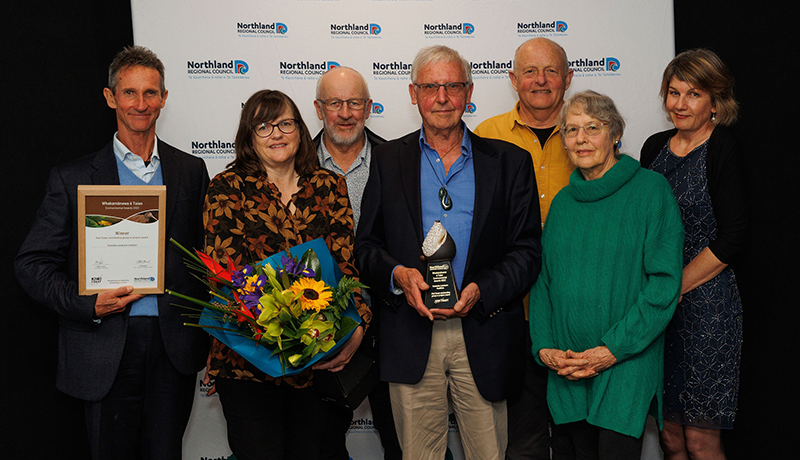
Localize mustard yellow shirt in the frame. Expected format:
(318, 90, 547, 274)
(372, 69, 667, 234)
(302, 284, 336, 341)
(475, 102, 574, 224)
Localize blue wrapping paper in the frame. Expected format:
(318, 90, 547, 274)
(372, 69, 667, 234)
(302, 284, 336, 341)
(199, 238, 361, 377)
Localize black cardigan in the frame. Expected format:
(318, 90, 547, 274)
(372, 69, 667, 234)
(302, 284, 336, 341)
(640, 127, 747, 264)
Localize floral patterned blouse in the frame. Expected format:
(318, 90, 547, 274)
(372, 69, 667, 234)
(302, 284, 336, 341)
(204, 167, 370, 388)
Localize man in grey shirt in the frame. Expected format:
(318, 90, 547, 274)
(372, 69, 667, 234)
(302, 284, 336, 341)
(313, 67, 386, 231)
(313, 67, 400, 460)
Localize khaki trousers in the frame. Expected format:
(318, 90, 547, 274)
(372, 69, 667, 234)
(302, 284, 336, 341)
(389, 318, 508, 460)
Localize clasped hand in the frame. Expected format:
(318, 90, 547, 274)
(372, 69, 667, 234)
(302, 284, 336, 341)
(538, 346, 617, 381)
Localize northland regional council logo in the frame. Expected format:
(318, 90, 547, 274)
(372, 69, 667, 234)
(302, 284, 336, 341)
(237, 21, 288, 37)
(331, 23, 381, 38)
(370, 102, 385, 117)
(569, 56, 621, 76)
(517, 20, 568, 36)
(424, 22, 474, 38)
(279, 60, 340, 80)
(372, 60, 411, 80)
(191, 139, 235, 160)
(464, 102, 477, 118)
(187, 59, 250, 79)
(471, 59, 512, 80)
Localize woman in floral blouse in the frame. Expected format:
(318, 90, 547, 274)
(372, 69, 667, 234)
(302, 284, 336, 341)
(204, 89, 370, 459)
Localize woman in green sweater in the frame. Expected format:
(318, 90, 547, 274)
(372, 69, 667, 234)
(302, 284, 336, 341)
(530, 90, 684, 460)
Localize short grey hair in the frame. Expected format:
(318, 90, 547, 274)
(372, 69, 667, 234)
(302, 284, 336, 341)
(108, 45, 165, 94)
(560, 90, 626, 153)
(410, 45, 472, 86)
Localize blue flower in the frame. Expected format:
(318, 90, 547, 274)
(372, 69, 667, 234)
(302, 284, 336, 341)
(279, 255, 314, 279)
(232, 265, 255, 288)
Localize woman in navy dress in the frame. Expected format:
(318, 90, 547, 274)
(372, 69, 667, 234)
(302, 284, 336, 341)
(640, 49, 746, 460)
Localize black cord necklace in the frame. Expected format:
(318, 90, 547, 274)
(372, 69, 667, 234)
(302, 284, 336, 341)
(423, 140, 460, 211)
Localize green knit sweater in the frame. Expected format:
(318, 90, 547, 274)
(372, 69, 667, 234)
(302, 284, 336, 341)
(530, 154, 684, 438)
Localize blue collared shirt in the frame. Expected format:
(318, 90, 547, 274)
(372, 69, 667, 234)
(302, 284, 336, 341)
(391, 124, 475, 294)
(419, 124, 475, 289)
(111, 133, 160, 317)
(112, 133, 161, 183)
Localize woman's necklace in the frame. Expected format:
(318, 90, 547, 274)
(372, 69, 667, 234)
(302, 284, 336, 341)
(424, 139, 461, 211)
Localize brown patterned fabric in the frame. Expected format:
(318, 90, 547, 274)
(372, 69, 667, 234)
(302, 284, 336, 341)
(203, 167, 370, 388)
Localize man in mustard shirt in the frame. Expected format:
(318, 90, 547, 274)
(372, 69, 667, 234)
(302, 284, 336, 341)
(474, 37, 573, 460)
(475, 37, 574, 225)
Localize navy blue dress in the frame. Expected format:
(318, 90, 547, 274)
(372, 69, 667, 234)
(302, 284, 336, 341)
(648, 139, 742, 429)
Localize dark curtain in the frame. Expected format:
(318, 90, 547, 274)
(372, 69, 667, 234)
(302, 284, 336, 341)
(1, 1, 133, 457)
(673, 2, 800, 458)
(2, 1, 796, 458)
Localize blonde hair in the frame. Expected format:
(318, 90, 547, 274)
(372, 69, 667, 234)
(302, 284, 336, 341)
(660, 48, 738, 126)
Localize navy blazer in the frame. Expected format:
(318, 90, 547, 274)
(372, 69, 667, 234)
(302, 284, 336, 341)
(355, 130, 542, 401)
(15, 140, 210, 401)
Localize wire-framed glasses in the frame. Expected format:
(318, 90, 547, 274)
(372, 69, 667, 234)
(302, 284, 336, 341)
(413, 82, 468, 97)
(563, 123, 609, 138)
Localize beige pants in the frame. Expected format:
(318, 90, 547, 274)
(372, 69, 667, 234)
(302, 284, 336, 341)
(389, 318, 508, 460)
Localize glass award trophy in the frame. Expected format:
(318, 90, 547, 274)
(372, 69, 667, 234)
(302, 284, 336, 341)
(421, 221, 459, 309)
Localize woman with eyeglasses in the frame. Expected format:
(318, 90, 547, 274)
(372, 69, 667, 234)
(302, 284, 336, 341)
(640, 49, 746, 460)
(203, 89, 370, 459)
(530, 90, 684, 459)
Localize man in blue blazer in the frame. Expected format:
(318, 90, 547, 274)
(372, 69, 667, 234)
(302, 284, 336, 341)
(15, 46, 209, 460)
(355, 45, 542, 459)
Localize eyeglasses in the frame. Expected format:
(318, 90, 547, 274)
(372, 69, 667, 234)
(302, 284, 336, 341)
(254, 118, 297, 138)
(317, 98, 369, 111)
(563, 123, 609, 138)
(413, 82, 468, 97)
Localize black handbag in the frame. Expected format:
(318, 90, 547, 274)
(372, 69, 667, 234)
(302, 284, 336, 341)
(313, 330, 379, 410)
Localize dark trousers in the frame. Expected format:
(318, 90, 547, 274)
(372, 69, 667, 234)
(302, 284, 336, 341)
(319, 380, 402, 460)
(319, 295, 401, 460)
(553, 421, 643, 460)
(216, 377, 329, 460)
(507, 331, 552, 460)
(84, 317, 195, 460)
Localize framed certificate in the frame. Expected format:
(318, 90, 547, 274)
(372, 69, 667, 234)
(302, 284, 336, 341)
(78, 185, 166, 295)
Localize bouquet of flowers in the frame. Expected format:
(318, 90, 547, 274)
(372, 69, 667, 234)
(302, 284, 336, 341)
(167, 238, 365, 376)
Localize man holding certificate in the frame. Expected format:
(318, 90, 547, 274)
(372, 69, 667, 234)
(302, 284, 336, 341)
(15, 46, 209, 460)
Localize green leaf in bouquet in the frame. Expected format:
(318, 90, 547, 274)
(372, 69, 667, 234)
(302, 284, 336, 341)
(268, 274, 283, 292)
(304, 315, 333, 332)
(321, 339, 336, 353)
(166, 289, 231, 315)
(259, 333, 278, 346)
(263, 263, 277, 279)
(290, 300, 305, 318)
(299, 340, 318, 361)
(288, 353, 304, 367)
(266, 321, 283, 338)
(273, 288, 297, 306)
(300, 249, 322, 281)
(281, 326, 301, 339)
(281, 269, 292, 289)
(256, 295, 279, 326)
(334, 316, 359, 341)
(278, 308, 294, 323)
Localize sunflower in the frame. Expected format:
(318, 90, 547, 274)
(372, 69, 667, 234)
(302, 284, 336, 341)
(289, 278, 332, 312)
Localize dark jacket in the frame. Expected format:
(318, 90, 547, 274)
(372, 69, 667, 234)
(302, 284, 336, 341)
(355, 129, 541, 401)
(640, 127, 747, 264)
(15, 140, 210, 401)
